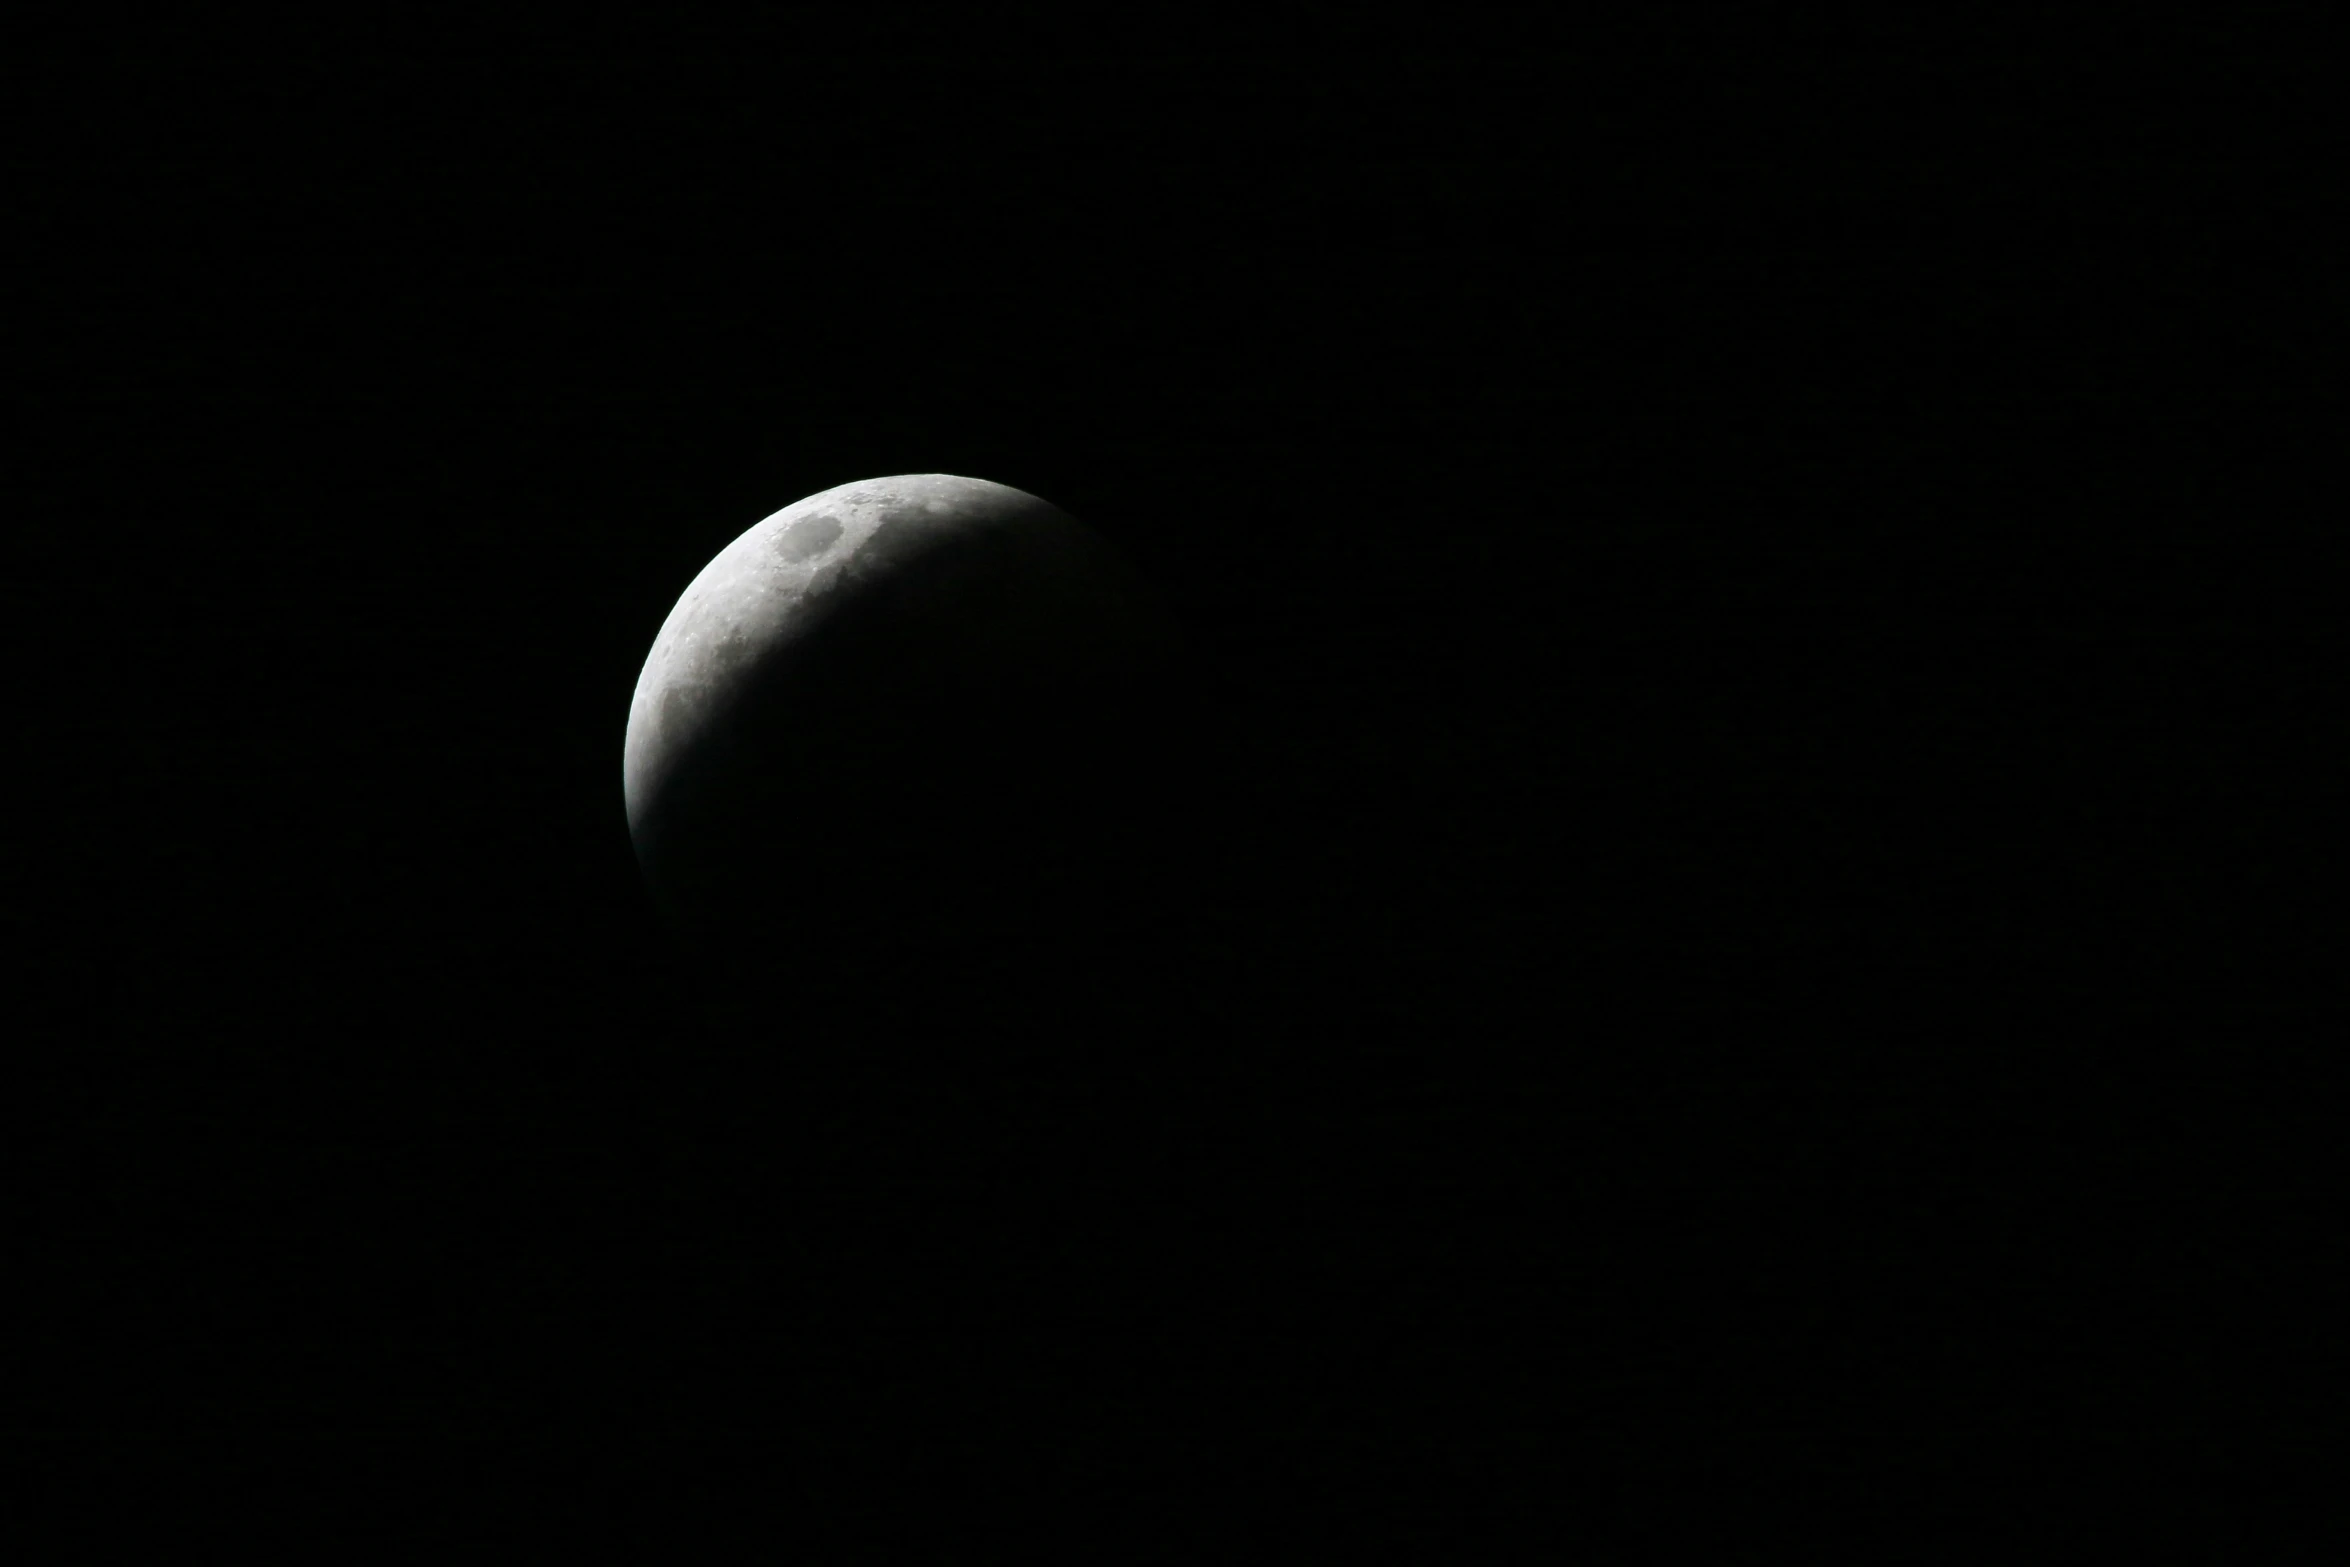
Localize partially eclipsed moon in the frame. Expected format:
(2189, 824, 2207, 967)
(623, 473, 1197, 1051)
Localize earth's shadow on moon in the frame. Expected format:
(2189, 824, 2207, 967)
(627, 479, 1257, 1184)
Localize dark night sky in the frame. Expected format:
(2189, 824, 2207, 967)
(10, 15, 2334, 1555)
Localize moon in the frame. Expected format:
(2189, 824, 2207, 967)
(623, 473, 1206, 1084)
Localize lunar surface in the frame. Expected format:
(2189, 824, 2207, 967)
(623, 473, 1208, 1097)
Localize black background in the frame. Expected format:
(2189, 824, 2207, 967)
(10, 12, 2335, 1557)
